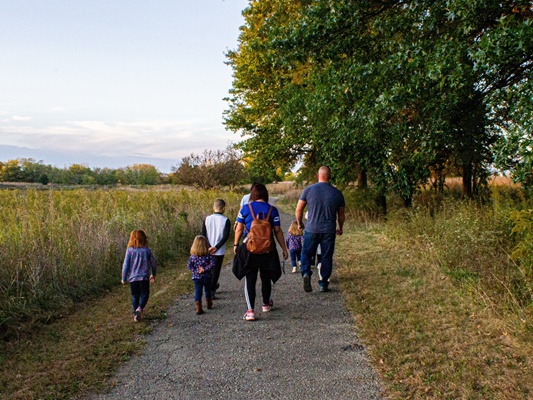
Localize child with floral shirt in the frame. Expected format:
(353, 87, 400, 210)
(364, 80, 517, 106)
(286, 221, 304, 273)
(187, 235, 214, 315)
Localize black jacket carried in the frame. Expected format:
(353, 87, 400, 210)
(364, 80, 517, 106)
(232, 244, 282, 283)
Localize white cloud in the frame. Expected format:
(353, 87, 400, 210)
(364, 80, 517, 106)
(0, 116, 238, 167)
(12, 115, 32, 121)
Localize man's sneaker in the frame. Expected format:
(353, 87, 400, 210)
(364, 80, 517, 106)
(135, 307, 143, 321)
(319, 285, 329, 292)
(303, 274, 312, 292)
(292, 267, 297, 273)
(243, 309, 255, 321)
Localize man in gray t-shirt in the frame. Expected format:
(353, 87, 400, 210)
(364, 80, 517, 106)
(295, 166, 345, 292)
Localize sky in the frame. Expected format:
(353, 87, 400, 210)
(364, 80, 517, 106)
(0, 0, 249, 173)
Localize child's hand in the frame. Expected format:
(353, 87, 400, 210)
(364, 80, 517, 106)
(198, 267, 204, 274)
(121, 280, 125, 285)
(150, 275, 155, 283)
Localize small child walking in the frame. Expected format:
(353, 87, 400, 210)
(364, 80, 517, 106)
(286, 221, 304, 273)
(121, 229, 156, 322)
(202, 198, 231, 299)
(188, 235, 214, 315)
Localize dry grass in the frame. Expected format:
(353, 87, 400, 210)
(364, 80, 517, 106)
(0, 257, 193, 400)
(336, 223, 533, 399)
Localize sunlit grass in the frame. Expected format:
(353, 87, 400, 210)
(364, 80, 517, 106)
(0, 187, 240, 340)
(336, 195, 533, 399)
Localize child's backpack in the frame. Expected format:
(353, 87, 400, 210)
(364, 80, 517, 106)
(246, 203, 273, 254)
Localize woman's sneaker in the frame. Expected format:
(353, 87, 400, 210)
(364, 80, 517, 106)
(262, 299, 274, 312)
(243, 309, 255, 321)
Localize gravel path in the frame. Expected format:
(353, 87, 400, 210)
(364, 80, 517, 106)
(85, 209, 383, 400)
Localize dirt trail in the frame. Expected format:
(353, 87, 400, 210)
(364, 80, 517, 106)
(84, 209, 382, 400)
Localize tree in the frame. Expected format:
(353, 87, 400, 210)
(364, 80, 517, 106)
(225, 0, 533, 204)
(170, 146, 248, 189)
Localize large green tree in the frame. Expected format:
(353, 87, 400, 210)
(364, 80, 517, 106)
(226, 0, 532, 204)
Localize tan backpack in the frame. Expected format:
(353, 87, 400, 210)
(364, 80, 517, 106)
(245, 203, 273, 254)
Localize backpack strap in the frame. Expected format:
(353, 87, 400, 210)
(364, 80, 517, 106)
(248, 203, 272, 221)
(248, 203, 256, 220)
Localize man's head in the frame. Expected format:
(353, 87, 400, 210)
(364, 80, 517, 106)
(318, 166, 331, 182)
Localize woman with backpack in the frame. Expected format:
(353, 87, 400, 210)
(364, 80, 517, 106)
(233, 183, 289, 321)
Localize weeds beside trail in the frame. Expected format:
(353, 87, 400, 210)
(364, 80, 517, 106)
(0, 257, 193, 400)
(0, 187, 240, 341)
(337, 223, 533, 399)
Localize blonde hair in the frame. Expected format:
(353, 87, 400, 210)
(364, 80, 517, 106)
(128, 229, 148, 248)
(288, 221, 303, 236)
(190, 235, 210, 256)
(213, 198, 226, 212)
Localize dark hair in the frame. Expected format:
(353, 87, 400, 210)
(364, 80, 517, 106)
(250, 183, 268, 202)
(250, 181, 259, 191)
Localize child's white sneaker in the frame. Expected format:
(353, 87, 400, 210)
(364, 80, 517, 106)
(292, 267, 297, 273)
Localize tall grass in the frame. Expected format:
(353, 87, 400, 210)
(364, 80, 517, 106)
(382, 186, 532, 320)
(0, 187, 239, 340)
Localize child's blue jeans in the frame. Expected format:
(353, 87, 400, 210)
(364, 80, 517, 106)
(290, 249, 301, 267)
(130, 280, 150, 315)
(193, 275, 212, 301)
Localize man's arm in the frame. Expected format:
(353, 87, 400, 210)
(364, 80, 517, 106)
(336, 207, 346, 235)
(295, 199, 307, 230)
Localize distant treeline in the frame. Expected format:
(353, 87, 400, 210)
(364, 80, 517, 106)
(0, 147, 253, 188)
(0, 159, 166, 185)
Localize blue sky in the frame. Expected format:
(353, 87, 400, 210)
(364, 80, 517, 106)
(0, 0, 248, 172)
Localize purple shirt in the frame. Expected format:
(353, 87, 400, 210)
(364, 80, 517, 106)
(122, 247, 157, 283)
(187, 255, 214, 280)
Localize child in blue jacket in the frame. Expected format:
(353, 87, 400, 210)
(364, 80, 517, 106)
(121, 229, 156, 322)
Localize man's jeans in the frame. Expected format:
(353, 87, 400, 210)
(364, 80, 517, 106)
(300, 231, 336, 288)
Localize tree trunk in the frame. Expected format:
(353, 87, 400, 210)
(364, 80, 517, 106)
(375, 194, 387, 215)
(357, 169, 368, 189)
(462, 163, 473, 198)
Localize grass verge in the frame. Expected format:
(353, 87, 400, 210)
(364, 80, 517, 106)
(336, 222, 533, 399)
(0, 256, 193, 400)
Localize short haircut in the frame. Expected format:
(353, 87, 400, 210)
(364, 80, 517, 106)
(128, 229, 148, 248)
(250, 183, 269, 202)
(213, 198, 226, 212)
(190, 235, 210, 256)
(318, 166, 331, 180)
